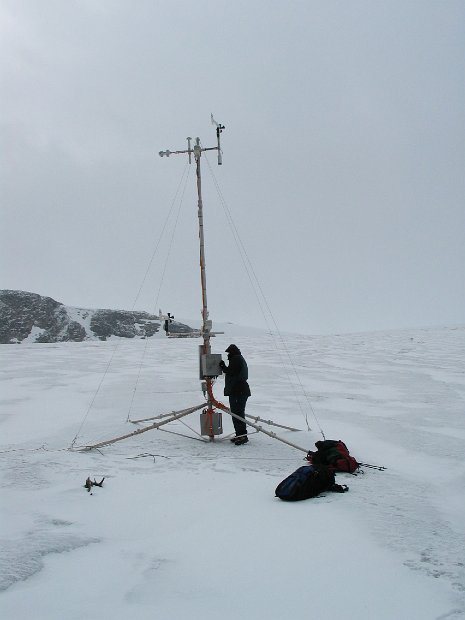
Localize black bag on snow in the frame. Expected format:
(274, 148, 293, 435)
(275, 464, 347, 501)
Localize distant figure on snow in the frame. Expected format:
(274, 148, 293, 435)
(219, 344, 251, 445)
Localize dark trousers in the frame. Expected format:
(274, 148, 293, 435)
(229, 394, 249, 436)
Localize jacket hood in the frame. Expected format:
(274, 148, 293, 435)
(225, 344, 241, 355)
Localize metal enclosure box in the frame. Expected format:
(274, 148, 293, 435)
(200, 410, 223, 436)
(200, 353, 223, 378)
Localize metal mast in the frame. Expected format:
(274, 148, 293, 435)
(194, 137, 211, 352)
(159, 118, 225, 438)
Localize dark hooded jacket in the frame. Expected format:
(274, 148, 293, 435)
(222, 345, 251, 397)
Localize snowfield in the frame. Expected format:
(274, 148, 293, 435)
(1, 326, 464, 619)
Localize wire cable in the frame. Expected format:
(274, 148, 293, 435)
(70, 163, 191, 446)
(127, 165, 191, 422)
(131, 162, 190, 312)
(203, 153, 326, 439)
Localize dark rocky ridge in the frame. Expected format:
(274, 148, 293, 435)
(0, 290, 194, 343)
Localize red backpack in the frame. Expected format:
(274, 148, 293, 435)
(307, 440, 359, 474)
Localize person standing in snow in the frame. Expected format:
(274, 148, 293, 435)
(219, 344, 251, 445)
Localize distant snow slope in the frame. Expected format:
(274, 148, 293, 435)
(0, 290, 194, 343)
(0, 325, 464, 619)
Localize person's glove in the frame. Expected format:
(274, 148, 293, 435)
(219, 360, 226, 369)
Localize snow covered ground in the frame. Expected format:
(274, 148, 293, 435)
(1, 326, 464, 619)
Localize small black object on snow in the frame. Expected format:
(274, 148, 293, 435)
(84, 477, 105, 493)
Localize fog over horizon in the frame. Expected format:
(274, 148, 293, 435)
(1, 1, 464, 336)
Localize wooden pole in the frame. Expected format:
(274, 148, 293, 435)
(244, 413, 302, 432)
(229, 409, 308, 453)
(206, 383, 308, 454)
(73, 403, 206, 450)
(130, 404, 206, 425)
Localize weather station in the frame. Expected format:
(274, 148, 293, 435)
(72, 117, 307, 451)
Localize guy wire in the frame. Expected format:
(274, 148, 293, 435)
(204, 154, 326, 439)
(70, 163, 191, 446)
(127, 164, 191, 422)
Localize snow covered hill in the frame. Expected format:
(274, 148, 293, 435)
(0, 290, 194, 343)
(1, 325, 464, 619)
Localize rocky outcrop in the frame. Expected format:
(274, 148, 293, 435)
(0, 290, 195, 344)
(89, 309, 160, 340)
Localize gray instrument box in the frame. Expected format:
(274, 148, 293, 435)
(200, 410, 223, 436)
(200, 352, 223, 378)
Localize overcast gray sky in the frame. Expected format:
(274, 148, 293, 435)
(1, 0, 464, 335)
